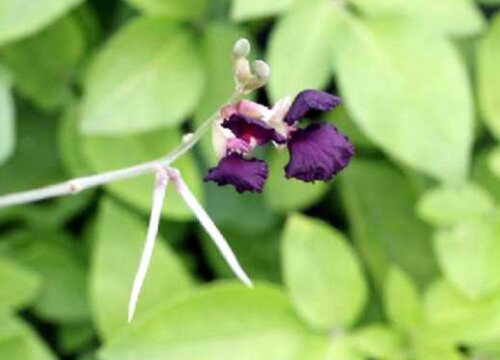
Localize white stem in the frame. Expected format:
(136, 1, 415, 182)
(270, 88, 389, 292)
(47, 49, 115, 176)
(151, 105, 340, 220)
(168, 168, 253, 288)
(128, 169, 169, 323)
(0, 91, 244, 209)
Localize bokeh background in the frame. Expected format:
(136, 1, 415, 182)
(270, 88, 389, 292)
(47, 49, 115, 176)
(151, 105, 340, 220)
(1, 0, 500, 359)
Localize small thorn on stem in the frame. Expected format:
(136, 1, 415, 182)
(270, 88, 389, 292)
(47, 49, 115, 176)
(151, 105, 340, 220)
(182, 133, 193, 143)
(68, 181, 83, 193)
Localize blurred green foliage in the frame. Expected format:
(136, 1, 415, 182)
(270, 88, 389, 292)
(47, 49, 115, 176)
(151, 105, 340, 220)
(0, 0, 500, 359)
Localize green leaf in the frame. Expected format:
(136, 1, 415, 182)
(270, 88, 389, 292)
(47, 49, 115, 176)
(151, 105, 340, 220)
(336, 18, 474, 184)
(474, 343, 500, 360)
(308, 337, 365, 360)
(477, 0, 500, 4)
(0, 0, 82, 45)
(351, 324, 403, 359)
(0, 313, 56, 360)
(2, 16, 85, 110)
(231, 0, 294, 21)
(80, 17, 204, 134)
(0, 65, 15, 166)
(58, 104, 94, 177)
(57, 322, 94, 355)
(328, 105, 374, 151)
(414, 342, 465, 360)
(78, 352, 99, 360)
(200, 226, 282, 283)
(72, 4, 101, 51)
(339, 159, 438, 288)
(434, 212, 500, 299)
(0, 108, 94, 228)
(124, 0, 206, 19)
(205, 183, 281, 234)
(424, 279, 500, 345)
(384, 267, 422, 332)
(101, 283, 311, 360)
(293, 335, 332, 360)
(348, 0, 484, 36)
(264, 150, 329, 212)
(82, 127, 203, 221)
(417, 183, 495, 227)
(9, 231, 90, 323)
(90, 198, 194, 339)
(489, 147, 500, 180)
(456, 37, 479, 73)
(479, 14, 500, 140)
(0, 108, 65, 193)
(267, 1, 336, 101)
(282, 214, 367, 330)
(0, 258, 40, 311)
(473, 149, 500, 203)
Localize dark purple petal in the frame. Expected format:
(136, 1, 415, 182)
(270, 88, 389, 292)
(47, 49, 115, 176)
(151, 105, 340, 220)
(285, 90, 341, 125)
(204, 153, 268, 193)
(223, 114, 287, 145)
(285, 122, 354, 182)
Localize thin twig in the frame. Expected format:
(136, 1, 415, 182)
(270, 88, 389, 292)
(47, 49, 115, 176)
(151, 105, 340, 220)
(168, 168, 253, 287)
(128, 168, 169, 323)
(0, 90, 244, 209)
(127, 166, 252, 324)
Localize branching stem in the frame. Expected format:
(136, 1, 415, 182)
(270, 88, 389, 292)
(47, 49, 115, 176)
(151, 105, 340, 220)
(128, 168, 169, 323)
(0, 90, 244, 209)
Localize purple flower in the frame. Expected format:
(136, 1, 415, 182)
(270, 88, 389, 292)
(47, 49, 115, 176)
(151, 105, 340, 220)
(282, 91, 353, 183)
(285, 89, 341, 125)
(204, 114, 284, 193)
(205, 89, 354, 193)
(285, 123, 354, 182)
(223, 114, 287, 145)
(204, 153, 268, 193)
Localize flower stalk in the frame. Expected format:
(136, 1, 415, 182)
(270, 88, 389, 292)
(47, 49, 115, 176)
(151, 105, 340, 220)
(0, 37, 273, 323)
(128, 168, 169, 323)
(128, 166, 253, 323)
(0, 89, 244, 209)
(168, 168, 253, 288)
(0, 37, 272, 209)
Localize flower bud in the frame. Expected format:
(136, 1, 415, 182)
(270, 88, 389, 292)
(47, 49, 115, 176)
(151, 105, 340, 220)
(233, 57, 252, 87)
(241, 60, 271, 92)
(253, 60, 270, 80)
(233, 38, 251, 58)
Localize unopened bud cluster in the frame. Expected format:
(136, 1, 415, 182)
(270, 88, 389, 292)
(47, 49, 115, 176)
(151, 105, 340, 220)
(232, 38, 270, 93)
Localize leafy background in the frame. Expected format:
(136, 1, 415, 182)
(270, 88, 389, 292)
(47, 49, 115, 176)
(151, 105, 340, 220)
(0, 0, 500, 359)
